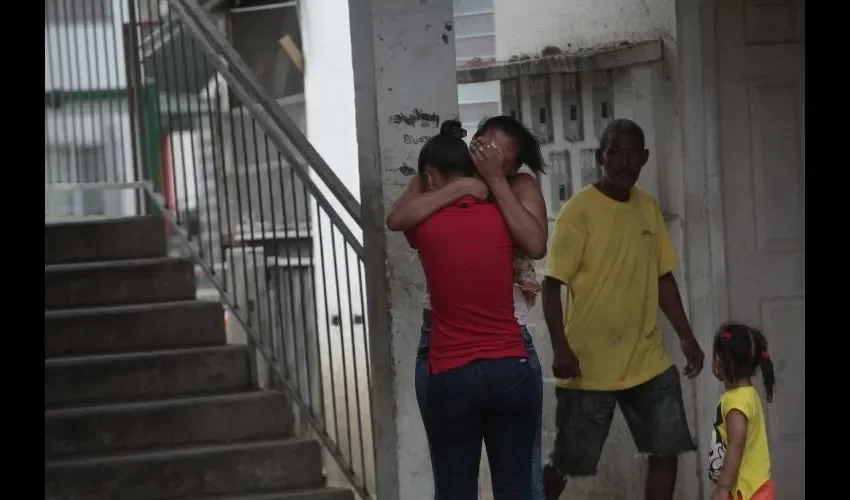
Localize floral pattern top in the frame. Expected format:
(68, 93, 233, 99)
(514, 250, 541, 308)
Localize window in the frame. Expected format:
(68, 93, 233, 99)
(456, 34, 496, 61)
(454, 12, 494, 37)
(454, 0, 495, 64)
(454, 0, 494, 15)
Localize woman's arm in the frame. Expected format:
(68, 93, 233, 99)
(487, 173, 549, 259)
(385, 176, 488, 231)
(469, 139, 548, 259)
(712, 409, 748, 499)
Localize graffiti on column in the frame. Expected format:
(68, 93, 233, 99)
(389, 108, 441, 177)
(389, 108, 440, 128)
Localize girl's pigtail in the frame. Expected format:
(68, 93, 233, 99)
(751, 328, 775, 403)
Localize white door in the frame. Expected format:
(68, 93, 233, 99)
(716, 0, 805, 497)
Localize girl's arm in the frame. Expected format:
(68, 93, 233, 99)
(712, 409, 748, 499)
(487, 173, 549, 259)
(385, 176, 487, 231)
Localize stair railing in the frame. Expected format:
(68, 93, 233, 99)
(45, 0, 376, 497)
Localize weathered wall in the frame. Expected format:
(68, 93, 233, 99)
(493, 0, 676, 59)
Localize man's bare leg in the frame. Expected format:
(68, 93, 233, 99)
(645, 456, 677, 500)
(542, 463, 567, 500)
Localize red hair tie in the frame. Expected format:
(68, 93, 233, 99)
(760, 352, 770, 360)
(720, 332, 732, 340)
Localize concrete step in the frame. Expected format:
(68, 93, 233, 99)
(184, 488, 355, 500)
(45, 215, 167, 265)
(46, 391, 293, 459)
(45, 257, 196, 310)
(45, 438, 326, 500)
(45, 345, 252, 408)
(45, 300, 226, 358)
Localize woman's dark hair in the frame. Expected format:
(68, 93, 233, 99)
(473, 116, 545, 174)
(712, 323, 775, 402)
(417, 120, 475, 178)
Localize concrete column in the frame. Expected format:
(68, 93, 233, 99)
(348, 0, 459, 498)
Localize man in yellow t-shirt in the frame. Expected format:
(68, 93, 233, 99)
(541, 119, 705, 500)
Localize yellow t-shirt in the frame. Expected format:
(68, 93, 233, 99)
(707, 386, 772, 500)
(545, 185, 675, 390)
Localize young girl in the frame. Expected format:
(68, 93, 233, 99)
(708, 323, 776, 500)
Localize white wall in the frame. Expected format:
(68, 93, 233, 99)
(300, 0, 374, 493)
(171, 130, 199, 212)
(493, 0, 675, 58)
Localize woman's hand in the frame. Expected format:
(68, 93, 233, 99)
(470, 137, 507, 183)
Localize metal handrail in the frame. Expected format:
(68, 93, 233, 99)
(46, 1, 375, 496)
(144, 187, 371, 499)
(172, 0, 363, 228)
(140, 0, 230, 58)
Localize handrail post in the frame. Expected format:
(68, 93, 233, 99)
(124, 0, 149, 215)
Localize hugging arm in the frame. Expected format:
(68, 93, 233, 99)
(386, 176, 480, 231)
(487, 173, 548, 259)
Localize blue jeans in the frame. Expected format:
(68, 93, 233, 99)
(416, 324, 545, 500)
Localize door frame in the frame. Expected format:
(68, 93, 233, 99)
(675, 0, 728, 497)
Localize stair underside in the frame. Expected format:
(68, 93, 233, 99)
(45, 215, 353, 500)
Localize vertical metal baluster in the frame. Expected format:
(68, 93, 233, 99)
(63, 0, 83, 191)
(192, 39, 216, 264)
(344, 240, 367, 485)
(228, 100, 250, 332)
(329, 226, 354, 467)
(178, 22, 203, 255)
(287, 162, 314, 412)
(129, 1, 151, 207)
(260, 135, 282, 379)
(166, 6, 188, 227)
(357, 256, 374, 491)
(303, 181, 327, 424)
(149, 7, 173, 201)
(125, 0, 146, 212)
(235, 108, 256, 326)
(46, 2, 62, 185)
(106, 0, 127, 186)
(96, 0, 114, 185)
(199, 52, 222, 272)
(216, 76, 237, 297)
(316, 207, 341, 445)
(89, 0, 109, 184)
(80, 0, 97, 186)
(275, 152, 296, 384)
(245, 117, 266, 359)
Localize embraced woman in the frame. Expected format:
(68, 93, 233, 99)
(387, 116, 549, 499)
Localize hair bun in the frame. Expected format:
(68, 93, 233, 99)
(439, 120, 467, 139)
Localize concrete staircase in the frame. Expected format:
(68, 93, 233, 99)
(45, 215, 354, 500)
